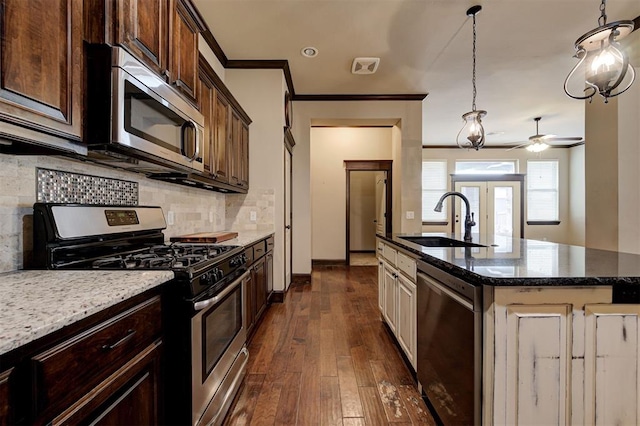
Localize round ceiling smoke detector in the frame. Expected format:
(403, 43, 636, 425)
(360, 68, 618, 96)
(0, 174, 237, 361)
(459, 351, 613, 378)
(301, 47, 318, 58)
(351, 57, 380, 75)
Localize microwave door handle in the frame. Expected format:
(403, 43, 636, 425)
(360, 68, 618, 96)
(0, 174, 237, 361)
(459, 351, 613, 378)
(181, 120, 199, 161)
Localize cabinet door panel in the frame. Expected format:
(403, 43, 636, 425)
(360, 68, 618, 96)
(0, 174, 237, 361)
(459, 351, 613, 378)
(0, 0, 83, 138)
(0, 368, 12, 425)
(397, 275, 416, 368)
(116, 0, 167, 75)
(254, 257, 267, 321)
(198, 72, 214, 175)
(213, 92, 230, 182)
(503, 304, 572, 425)
(169, 0, 198, 103)
(383, 264, 397, 332)
(584, 304, 640, 426)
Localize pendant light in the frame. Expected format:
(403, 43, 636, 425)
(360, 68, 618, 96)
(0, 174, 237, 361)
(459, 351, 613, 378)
(564, 0, 636, 103)
(457, 5, 487, 151)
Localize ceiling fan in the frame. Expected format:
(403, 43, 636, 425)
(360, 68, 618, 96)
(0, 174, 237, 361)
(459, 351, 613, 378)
(506, 117, 583, 152)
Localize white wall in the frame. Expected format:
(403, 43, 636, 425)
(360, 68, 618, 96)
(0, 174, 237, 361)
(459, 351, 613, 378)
(224, 68, 287, 290)
(421, 146, 582, 245)
(311, 128, 391, 260)
(291, 100, 424, 274)
(349, 171, 377, 251)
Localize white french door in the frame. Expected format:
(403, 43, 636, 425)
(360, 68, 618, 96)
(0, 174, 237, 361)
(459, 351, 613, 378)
(453, 181, 521, 240)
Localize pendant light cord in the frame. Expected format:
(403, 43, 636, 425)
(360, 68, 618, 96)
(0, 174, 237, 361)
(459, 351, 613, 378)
(598, 0, 607, 26)
(471, 12, 477, 112)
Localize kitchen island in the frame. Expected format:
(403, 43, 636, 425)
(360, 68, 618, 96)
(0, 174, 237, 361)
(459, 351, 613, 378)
(377, 233, 640, 426)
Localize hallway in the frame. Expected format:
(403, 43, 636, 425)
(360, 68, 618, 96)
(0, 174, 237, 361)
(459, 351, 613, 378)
(224, 265, 435, 425)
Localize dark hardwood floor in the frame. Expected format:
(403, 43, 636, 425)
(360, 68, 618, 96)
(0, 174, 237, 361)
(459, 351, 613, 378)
(224, 265, 436, 425)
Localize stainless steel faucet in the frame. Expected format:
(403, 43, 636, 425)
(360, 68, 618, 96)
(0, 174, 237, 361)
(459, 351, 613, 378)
(434, 191, 476, 242)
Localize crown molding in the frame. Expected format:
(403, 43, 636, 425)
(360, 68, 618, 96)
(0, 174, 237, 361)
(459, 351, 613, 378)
(293, 94, 428, 101)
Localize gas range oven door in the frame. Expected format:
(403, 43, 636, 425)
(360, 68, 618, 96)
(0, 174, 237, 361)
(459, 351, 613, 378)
(191, 269, 249, 426)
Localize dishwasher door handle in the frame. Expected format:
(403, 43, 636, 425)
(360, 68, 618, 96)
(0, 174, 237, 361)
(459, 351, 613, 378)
(417, 272, 474, 311)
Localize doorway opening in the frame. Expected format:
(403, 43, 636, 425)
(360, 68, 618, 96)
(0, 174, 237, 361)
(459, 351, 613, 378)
(345, 160, 392, 266)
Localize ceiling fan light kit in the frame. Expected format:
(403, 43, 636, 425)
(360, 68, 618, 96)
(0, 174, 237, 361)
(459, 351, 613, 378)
(506, 116, 583, 152)
(457, 5, 487, 151)
(564, 0, 636, 103)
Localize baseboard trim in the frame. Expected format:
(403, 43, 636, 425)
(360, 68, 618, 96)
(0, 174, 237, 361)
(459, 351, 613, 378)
(312, 259, 346, 267)
(292, 274, 311, 286)
(350, 250, 375, 254)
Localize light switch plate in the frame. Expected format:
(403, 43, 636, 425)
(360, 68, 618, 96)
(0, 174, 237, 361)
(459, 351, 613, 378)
(209, 211, 214, 223)
(167, 211, 175, 225)
(250, 211, 257, 221)
(406, 211, 415, 219)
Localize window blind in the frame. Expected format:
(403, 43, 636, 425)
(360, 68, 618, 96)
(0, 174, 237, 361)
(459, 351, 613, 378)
(527, 160, 559, 221)
(422, 161, 447, 221)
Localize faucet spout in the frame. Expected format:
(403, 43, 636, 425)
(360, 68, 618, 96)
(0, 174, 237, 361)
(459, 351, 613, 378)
(434, 191, 476, 242)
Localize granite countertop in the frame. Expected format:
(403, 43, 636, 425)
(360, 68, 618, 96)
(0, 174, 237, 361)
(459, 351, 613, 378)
(0, 270, 174, 356)
(379, 232, 640, 287)
(216, 230, 274, 247)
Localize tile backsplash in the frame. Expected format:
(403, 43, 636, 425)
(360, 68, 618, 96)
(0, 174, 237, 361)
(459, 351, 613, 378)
(226, 188, 275, 232)
(37, 168, 139, 205)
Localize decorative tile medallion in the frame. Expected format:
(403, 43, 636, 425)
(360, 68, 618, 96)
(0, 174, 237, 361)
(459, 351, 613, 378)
(36, 168, 138, 205)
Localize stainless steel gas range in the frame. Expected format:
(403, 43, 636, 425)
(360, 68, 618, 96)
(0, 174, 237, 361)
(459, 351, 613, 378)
(33, 203, 249, 425)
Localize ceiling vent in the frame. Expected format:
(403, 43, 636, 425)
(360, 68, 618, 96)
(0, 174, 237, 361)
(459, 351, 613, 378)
(351, 57, 380, 75)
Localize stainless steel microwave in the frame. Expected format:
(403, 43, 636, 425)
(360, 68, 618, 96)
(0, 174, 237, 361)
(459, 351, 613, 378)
(85, 45, 204, 175)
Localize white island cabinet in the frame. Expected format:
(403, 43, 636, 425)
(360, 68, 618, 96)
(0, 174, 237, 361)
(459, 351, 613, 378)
(376, 238, 417, 369)
(485, 285, 640, 426)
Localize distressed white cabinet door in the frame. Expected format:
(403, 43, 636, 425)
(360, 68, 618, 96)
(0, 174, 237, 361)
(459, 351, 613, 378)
(397, 274, 417, 368)
(382, 263, 397, 333)
(377, 258, 384, 312)
(501, 304, 572, 426)
(584, 304, 640, 426)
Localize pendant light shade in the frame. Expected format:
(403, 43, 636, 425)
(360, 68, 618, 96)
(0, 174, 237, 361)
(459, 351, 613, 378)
(564, 0, 635, 103)
(457, 5, 487, 151)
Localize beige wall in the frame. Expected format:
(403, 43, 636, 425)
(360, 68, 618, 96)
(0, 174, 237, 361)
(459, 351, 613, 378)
(349, 171, 377, 251)
(224, 68, 286, 290)
(421, 146, 584, 245)
(292, 100, 423, 273)
(568, 144, 585, 246)
(311, 129, 390, 260)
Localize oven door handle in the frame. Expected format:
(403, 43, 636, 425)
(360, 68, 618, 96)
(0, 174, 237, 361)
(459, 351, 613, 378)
(193, 269, 250, 312)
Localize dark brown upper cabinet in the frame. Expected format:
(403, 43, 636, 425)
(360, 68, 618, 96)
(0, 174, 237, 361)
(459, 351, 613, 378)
(198, 55, 250, 192)
(0, 0, 84, 141)
(168, 0, 201, 104)
(114, 0, 168, 77)
(86, 0, 204, 106)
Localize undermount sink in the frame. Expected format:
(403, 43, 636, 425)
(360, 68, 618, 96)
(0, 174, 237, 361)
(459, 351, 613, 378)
(399, 236, 486, 248)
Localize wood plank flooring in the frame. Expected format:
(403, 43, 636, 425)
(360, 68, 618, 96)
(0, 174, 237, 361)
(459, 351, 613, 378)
(224, 265, 436, 425)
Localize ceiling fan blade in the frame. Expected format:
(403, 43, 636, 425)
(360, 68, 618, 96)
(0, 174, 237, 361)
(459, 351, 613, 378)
(505, 142, 531, 151)
(544, 136, 583, 142)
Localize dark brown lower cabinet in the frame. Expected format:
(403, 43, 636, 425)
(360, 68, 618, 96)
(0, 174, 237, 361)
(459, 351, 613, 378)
(0, 290, 164, 425)
(244, 237, 273, 341)
(254, 256, 267, 322)
(51, 340, 162, 425)
(0, 368, 12, 425)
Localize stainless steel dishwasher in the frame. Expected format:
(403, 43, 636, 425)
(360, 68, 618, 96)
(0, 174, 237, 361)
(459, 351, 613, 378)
(416, 259, 482, 426)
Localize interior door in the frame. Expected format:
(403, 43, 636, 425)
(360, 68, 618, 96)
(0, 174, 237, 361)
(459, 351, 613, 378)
(284, 145, 292, 291)
(375, 171, 386, 235)
(453, 181, 521, 240)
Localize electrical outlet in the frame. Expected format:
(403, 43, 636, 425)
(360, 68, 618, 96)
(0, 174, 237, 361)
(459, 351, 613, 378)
(209, 211, 214, 223)
(406, 211, 415, 219)
(167, 211, 175, 225)
(250, 211, 257, 221)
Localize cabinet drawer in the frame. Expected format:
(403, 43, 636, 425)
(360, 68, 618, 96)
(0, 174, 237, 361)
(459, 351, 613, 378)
(244, 246, 254, 266)
(252, 240, 266, 259)
(397, 252, 417, 282)
(377, 240, 384, 258)
(266, 236, 274, 253)
(382, 243, 397, 265)
(30, 296, 162, 416)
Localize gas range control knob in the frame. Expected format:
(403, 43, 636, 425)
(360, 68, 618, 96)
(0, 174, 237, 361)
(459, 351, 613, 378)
(215, 268, 224, 280)
(241, 254, 248, 264)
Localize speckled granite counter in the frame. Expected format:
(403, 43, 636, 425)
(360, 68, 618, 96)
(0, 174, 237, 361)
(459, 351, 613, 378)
(379, 233, 640, 287)
(0, 270, 173, 356)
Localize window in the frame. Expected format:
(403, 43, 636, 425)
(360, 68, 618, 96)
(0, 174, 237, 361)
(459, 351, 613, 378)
(422, 160, 448, 222)
(455, 161, 517, 175)
(527, 160, 559, 222)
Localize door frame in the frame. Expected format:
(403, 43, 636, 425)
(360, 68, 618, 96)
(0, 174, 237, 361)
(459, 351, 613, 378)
(344, 160, 392, 265)
(284, 129, 295, 290)
(450, 174, 525, 238)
